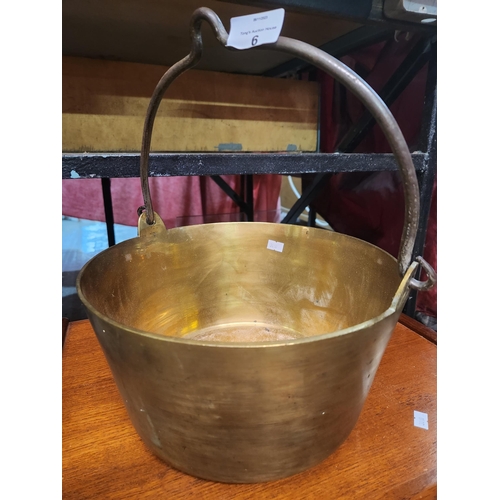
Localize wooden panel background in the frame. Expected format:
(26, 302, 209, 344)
(62, 56, 319, 152)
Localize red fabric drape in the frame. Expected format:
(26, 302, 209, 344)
(306, 35, 437, 318)
(62, 174, 282, 228)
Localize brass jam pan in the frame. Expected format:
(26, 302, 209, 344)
(77, 7, 436, 483)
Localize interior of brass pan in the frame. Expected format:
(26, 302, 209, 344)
(78, 222, 402, 343)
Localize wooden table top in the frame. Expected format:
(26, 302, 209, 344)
(63, 319, 436, 499)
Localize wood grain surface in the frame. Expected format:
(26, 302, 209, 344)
(63, 320, 436, 499)
(62, 56, 318, 153)
(399, 313, 437, 345)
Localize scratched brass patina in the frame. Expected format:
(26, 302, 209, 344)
(78, 219, 417, 483)
(76, 6, 436, 484)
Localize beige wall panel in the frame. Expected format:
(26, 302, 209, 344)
(63, 56, 318, 152)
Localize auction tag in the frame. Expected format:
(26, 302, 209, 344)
(226, 9, 285, 50)
(414, 410, 429, 430)
(267, 239, 284, 252)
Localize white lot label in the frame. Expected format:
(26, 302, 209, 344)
(414, 410, 429, 430)
(227, 9, 285, 50)
(267, 240, 284, 252)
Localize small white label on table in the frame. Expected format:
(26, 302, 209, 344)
(267, 239, 284, 252)
(414, 410, 429, 430)
(227, 9, 285, 50)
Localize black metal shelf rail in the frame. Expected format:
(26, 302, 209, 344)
(62, 152, 427, 179)
(404, 41, 437, 317)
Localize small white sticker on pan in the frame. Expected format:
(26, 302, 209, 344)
(226, 9, 285, 50)
(267, 240, 284, 252)
(414, 410, 428, 430)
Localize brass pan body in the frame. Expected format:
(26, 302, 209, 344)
(77, 222, 415, 483)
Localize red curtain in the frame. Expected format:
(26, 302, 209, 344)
(62, 174, 282, 228)
(305, 35, 437, 318)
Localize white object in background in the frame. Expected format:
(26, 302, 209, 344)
(384, 0, 437, 24)
(414, 410, 429, 430)
(227, 9, 285, 50)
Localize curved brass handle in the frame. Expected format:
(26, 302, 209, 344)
(138, 7, 430, 280)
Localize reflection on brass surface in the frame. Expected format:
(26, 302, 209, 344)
(183, 322, 304, 342)
(77, 220, 415, 483)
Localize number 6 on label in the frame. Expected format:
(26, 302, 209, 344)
(227, 9, 285, 50)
